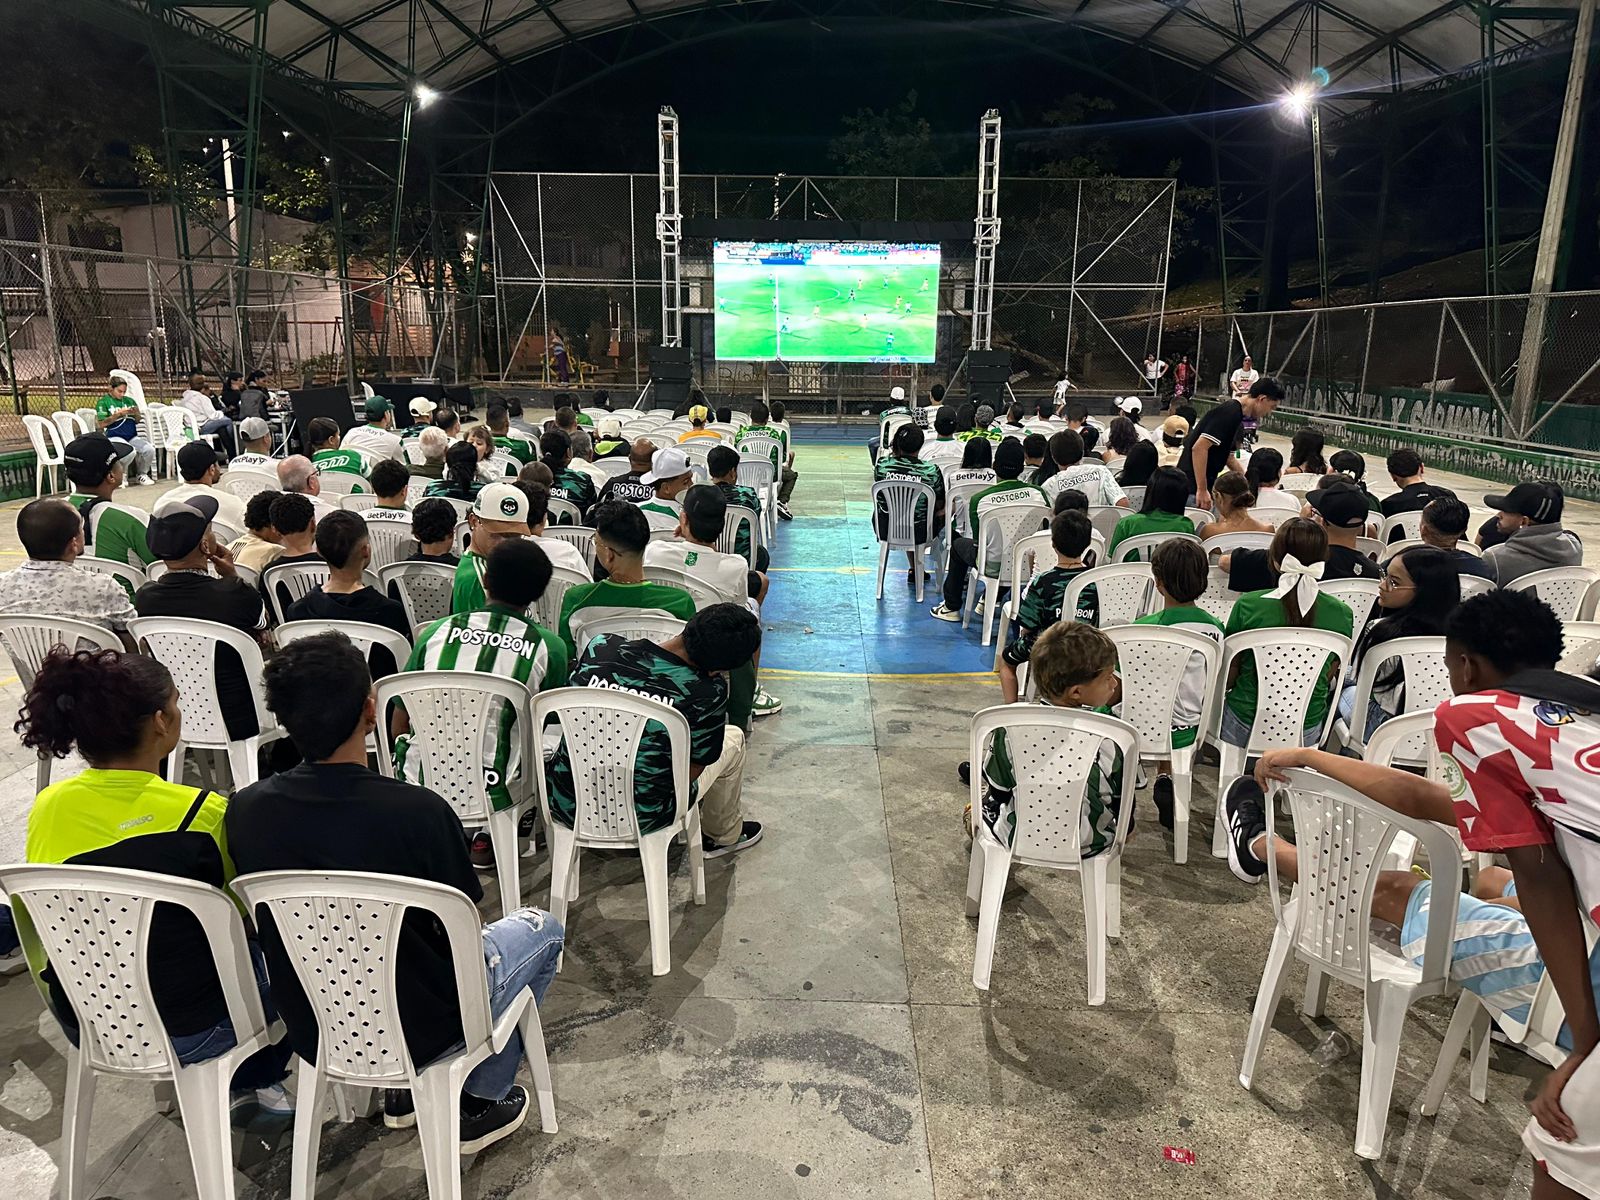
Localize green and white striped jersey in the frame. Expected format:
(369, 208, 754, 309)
(69, 494, 156, 567)
(393, 605, 568, 812)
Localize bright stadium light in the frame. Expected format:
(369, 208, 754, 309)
(1281, 82, 1317, 118)
(414, 83, 438, 109)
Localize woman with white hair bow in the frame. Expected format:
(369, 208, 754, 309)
(1217, 517, 1355, 750)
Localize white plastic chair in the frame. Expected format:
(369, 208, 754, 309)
(573, 613, 686, 659)
(74, 406, 98, 433)
(1277, 473, 1321, 494)
(0, 616, 121, 791)
(1381, 538, 1426, 558)
(232, 869, 556, 1200)
(962, 502, 1052, 645)
(126, 616, 286, 788)
(1239, 767, 1463, 1160)
(375, 672, 536, 918)
(937, 479, 989, 578)
(1111, 530, 1201, 565)
(258, 562, 378, 625)
(1319, 577, 1382, 654)
(589, 457, 633, 482)
(641, 563, 726, 609)
(314, 470, 363, 497)
(869, 478, 939, 603)
(1087, 505, 1124, 545)
(75, 555, 147, 600)
(1184, 506, 1215, 529)
(876, 414, 913, 461)
(1207, 627, 1351, 858)
(1064, 562, 1154, 628)
(532, 687, 706, 976)
(963, 705, 1139, 1003)
(378, 560, 457, 637)
(990, 529, 1053, 670)
(735, 456, 779, 541)
(362, 519, 418, 571)
(1119, 486, 1146, 509)
(0, 862, 278, 1200)
(275, 618, 412, 680)
(1458, 574, 1496, 599)
(339, 493, 379, 512)
(530, 564, 592, 631)
(1509, 565, 1600, 620)
(717, 504, 761, 567)
(1355, 536, 1386, 560)
(1559, 620, 1600, 676)
(1333, 635, 1452, 757)
(51, 409, 88, 443)
(218, 468, 276, 503)
(542, 495, 581, 526)
(405, 476, 431, 504)
(1376, 511, 1425, 544)
(1104, 625, 1222, 864)
(542, 525, 597, 573)
(1202, 531, 1274, 556)
(1193, 564, 1244, 624)
(23, 414, 66, 497)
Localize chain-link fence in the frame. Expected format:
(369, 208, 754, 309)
(488, 172, 1176, 411)
(1188, 292, 1600, 490)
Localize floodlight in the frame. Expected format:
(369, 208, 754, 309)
(414, 84, 438, 109)
(1281, 82, 1316, 118)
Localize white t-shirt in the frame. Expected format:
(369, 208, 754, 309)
(178, 389, 220, 420)
(1230, 367, 1259, 396)
(643, 539, 746, 605)
(1252, 487, 1302, 516)
(1143, 360, 1167, 382)
(923, 439, 965, 468)
(530, 532, 590, 579)
(227, 453, 276, 472)
(1044, 462, 1126, 508)
(161, 482, 246, 532)
(341, 424, 404, 462)
(363, 505, 413, 525)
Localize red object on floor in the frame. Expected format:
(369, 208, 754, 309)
(1162, 1147, 1196, 1165)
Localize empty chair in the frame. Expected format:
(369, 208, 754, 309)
(735, 456, 779, 541)
(50, 409, 87, 443)
(718, 504, 761, 568)
(0, 617, 121, 791)
(217, 469, 276, 503)
(1458, 574, 1496, 599)
(1239, 767, 1462, 1159)
(533, 686, 707, 976)
(964, 705, 1139, 1003)
(1064, 562, 1154, 628)
(0, 863, 280, 1200)
(379, 560, 459, 637)
(869, 478, 939, 603)
(1508, 565, 1600, 620)
(340, 493, 379, 513)
(23, 414, 66, 497)
(232, 869, 557, 1200)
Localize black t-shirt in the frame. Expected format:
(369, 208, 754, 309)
(599, 473, 654, 505)
(1228, 548, 1277, 593)
(284, 586, 413, 673)
(1180, 400, 1244, 488)
(407, 550, 460, 565)
(1324, 543, 1379, 580)
(1380, 481, 1457, 521)
(225, 762, 483, 1071)
(134, 573, 266, 738)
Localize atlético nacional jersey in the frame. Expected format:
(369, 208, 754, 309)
(394, 606, 568, 811)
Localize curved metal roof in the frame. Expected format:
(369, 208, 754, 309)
(165, 0, 1576, 113)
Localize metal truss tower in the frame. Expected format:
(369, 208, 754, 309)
(971, 110, 1002, 350)
(656, 107, 684, 349)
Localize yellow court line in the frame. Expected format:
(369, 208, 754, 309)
(760, 668, 997, 683)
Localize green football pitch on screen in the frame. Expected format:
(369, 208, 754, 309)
(712, 241, 940, 363)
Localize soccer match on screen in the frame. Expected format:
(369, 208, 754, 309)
(712, 240, 941, 363)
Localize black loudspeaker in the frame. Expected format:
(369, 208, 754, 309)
(966, 350, 1012, 404)
(287, 386, 360, 437)
(649, 346, 694, 409)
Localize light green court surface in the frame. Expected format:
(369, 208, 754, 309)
(714, 260, 939, 362)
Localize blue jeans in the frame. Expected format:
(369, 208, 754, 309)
(461, 908, 564, 1100)
(1219, 702, 1322, 749)
(1336, 681, 1389, 744)
(0, 906, 17, 955)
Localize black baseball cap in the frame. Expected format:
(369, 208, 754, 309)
(177, 440, 218, 481)
(146, 494, 218, 559)
(1306, 479, 1369, 529)
(682, 483, 728, 526)
(1486, 481, 1563, 524)
(994, 438, 1026, 474)
(63, 433, 135, 487)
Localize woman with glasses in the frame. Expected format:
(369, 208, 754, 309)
(1338, 546, 1461, 740)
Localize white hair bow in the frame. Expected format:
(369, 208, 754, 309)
(1267, 553, 1324, 614)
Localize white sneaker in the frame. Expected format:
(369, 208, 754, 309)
(928, 603, 962, 623)
(750, 686, 783, 717)
(0, 946, 26, 976)
(231, 1083, 295, 1116)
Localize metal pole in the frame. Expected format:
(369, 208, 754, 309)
(1311, 101, 1330, 309)
(37, 197, 65, 407)
(1510, 0, 1597, 438)
(1064, 180, 1081, 375)
(1153, 181, 1177, 400)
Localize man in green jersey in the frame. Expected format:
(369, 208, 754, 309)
(638, 446, 694, 532)
(706, 444, 767, 571)
(486, 403, 536, 465)
(63, 433, 156, 568)
(558, 501, 695, 659)
(92, 376, 156, 482)
(452, 482, 533, 613)
(735, 400, 794, 521)
(306, 417, 369, 492)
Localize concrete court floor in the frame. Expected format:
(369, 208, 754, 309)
(0, 427, 1590, 1200)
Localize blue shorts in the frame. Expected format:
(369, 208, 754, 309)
(1401, 880, 1546, 1033)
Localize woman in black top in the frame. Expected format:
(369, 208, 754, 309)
(1339, 546, 1460, 740)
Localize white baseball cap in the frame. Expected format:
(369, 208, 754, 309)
(409, 396, 437, 416)
(471, 482, 530, 528)
(1114, 395, 1143, 414)
(889, 385, 906, 401)
(641, 446, 692, 485)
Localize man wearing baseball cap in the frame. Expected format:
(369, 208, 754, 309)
(593, 417, 628, 460)
(677, 405, 721, 444)
(405, 396, 437, 438)
(1303, 478, 1381, 580)
(1483, 481, 1581, 586)
(165, 442, 247, 532)
(230, 416, 276, 470)
(1157, 414, 1189, 468)
(64, 432, 156, 569)
(452, 482, 533, 614)
(638, 446, 695, 532)
(341, 395, 404, 462)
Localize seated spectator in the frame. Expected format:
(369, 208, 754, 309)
(1042, 428, 1126, 509)
(1299, 478, 1380, 579)
(1196, 472, 1272, 539)
(487, 403, 536, 464)
(405, 396, 436, 433)
(922, 406, 965, 470)
(267, 493, 322, 564)
(558, 502, 696, 658)
(715, 405, 732, 425)
(997, 510, 1097, 703)
(1328, 449, 1383, 517)
(1414, 496, 1494, 580)
(678, 404, 722, 443)
(1338, 546, 1459, 741)
(1380, 448, 1455, 519)
(134, 495, 270, 743)
(453, 483, 532, 613)
(1080, 425, 1101, 456)
(229, 490, 284, 573)
(397, 537, 566, 866)
(433, 407, 461, 441)
(92, 377, 156, 483)
(227, 632, 563, 1146)
(1116, 439, 1157, 489)
(932, 439, 1046, 623)
(1221, 589, 1600, 1200)
(407, 498, 460, 564)
(746, 399, 797, 521)
(229, 416, 276, 470)
(1283, 429, 1327, 476)
(707, 444, 768, 571)
(960, 404, 1003, 444)
(646, 485, 759, 605)
(16, 646, 294, 1113)
(639, 446, 695, 532)
(166, 442, 247, 531)
(873, 425, 947, 584)
(510, 398, 542, 437)
(552, 404, 589, 438)
(283, 510, 411, 645)
(176, 371, 236, 452)
(520, 482, 590, 578)
(954, 401, 977, 434)
(1220, 518, 1352, 749)
(1133, 539, 1225, 829)
(467, 425, 499, 482)
(517, 462, 554, 489)
(412, 425, 450, 479)
(965, 622, 1124, 851)
(1483, 481, 1582, 586)
(1112, 395, 1147, 438)
(1102, 416, 1141, 474)
(1242, 447, 1301, 518)
(541, 429, 599, 521)
(306, 417, 369, 493)
(548, 604, 764, 859)
(948, 437, 997, 490)
(1108, 466, 1194, 560)
(276, 453, 339, 522)
(340, 396, 403, 462)
(427, 441, 486, 502)
(64, 433, 155, 569)
(598, 438, 657, 505)
(593, 418, 628, 459)
(365, 459, 414, 526)
(0, 499, 136, 639)
(1021, 433, 1050, 484)
(1064, 402, 1102, 440)
(1155, 414, 1189, 469)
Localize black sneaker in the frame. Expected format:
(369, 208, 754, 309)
(383, 1089, 416, 1130)
(776, 502, 793, 522)
(957, 760, 971, 786)
(703, 820, 763, 860)
(470, 831, 496, 871)
(459, 1085, 528, 1154)
(1223, 776, 1269, 884)
(1153, 774, 1175, 831)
